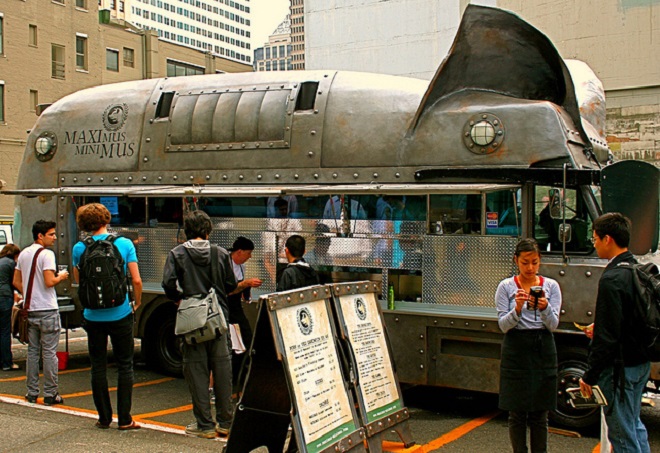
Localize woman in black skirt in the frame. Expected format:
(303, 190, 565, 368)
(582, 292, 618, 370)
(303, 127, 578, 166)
(496, 239, 562, 453)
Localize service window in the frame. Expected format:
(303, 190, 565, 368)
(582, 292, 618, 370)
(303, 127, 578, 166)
(485, 189, 521, 236)
(0, 231, 6, 246)
(533, 185, 593, 253)
(83, 196, 147, 226)
(148, 198, 183, 225)
(429, 194, 482, 234)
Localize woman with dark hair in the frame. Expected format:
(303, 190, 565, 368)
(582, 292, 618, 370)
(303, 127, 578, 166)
(0, 244, 21, 371)
(495, 238, 562, 453)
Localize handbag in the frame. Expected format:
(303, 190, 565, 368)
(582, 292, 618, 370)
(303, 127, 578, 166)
(12, 247, 45, 344)
(174, 244, 228, 345)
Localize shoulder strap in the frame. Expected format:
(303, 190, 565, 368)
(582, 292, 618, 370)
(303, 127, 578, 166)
(24, 247, 46, 310)
(210, 244, 219, 290)
(83, 236, 95, 247)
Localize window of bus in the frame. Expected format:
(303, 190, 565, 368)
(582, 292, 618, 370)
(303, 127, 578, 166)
(429, 194, 482, 234)
(148, 198, 183, 225)
(533, 185, 592, 253)
(82, 196, 147, 226)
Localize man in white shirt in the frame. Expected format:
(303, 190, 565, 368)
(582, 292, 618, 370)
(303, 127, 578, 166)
(13, 220, 69, 405)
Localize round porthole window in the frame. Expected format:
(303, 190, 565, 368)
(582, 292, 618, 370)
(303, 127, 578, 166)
(462, 113, 505, 155)
(34, 132, 58, 162)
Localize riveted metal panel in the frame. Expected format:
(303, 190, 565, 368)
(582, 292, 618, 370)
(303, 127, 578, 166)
(422, 235, 517, 307)
(213, 92, 241, 143)
(235, 91, 266, 142)
(258, 90, 290, 141)
(191, 93, 220, 144)
(169, 94, 197, 144)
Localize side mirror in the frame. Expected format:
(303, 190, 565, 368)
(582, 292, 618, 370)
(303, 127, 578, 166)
(548, 189, 562, 219)
(558, 223, 572, 243)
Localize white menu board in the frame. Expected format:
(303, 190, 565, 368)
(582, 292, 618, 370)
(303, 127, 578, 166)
(338, 292, 401, 423)
(276, 299, 356, 453)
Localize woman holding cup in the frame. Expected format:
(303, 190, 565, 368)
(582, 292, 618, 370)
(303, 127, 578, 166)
(495, 238, 562, 453)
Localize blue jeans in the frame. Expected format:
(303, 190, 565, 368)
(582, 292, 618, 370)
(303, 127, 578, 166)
(599, 362, 651, 453)
(84, 313, 135, 426)
(26, 310, 61, 398)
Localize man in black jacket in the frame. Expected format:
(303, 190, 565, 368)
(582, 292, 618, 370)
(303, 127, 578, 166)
(277, 235, 319, 291)
(162, 211, 237, 439)
(579, 213, 650, 453)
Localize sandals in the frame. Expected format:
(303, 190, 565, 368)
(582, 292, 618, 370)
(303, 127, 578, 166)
(95, 421, 111, 429)
(2, 364, 19, 371)
(118, 421, 141, 431)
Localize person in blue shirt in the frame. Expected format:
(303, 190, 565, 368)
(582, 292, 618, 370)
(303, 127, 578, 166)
(72, 203, 143, 430)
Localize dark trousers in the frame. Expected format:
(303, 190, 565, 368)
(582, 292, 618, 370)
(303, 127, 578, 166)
(0, 305, 12, 369)
(508, 410, 548, 453)
(182, 334, 233, 430)
(84, 313, 135, 426)
(231, 310, 253, 389)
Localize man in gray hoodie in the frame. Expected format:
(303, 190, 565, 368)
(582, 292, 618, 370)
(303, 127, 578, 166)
(162, 211, 236, 439)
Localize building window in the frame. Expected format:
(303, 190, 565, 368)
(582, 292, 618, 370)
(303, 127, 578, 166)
(53, 0, 65, 4)
(29, 24, 38, 46)
(166, 59, 204, 77)
(119, 1, 124, 12)
(0, 17, 3, 55)
(51, 44, 66, 79)
(76, 0, 87, 8)
(0, 83, 4, 122)
(123, 47, 134, 67)
(29, 90, 38, 112)
(106, 48, 119, 71)
(76, 35, 88, 70)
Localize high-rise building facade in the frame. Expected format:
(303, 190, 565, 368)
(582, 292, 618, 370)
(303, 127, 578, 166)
(0, 1, 251, 216)
(101, 0, 253, 65)
(290, 0, 304, 70)
(253, 16, 292, 72)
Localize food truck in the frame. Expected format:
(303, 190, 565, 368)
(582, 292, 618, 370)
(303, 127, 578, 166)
(4, 5, 658, 428)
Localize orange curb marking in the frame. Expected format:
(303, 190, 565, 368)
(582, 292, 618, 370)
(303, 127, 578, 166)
(61, 377, 175, 399)
(135, 404, 193, 419)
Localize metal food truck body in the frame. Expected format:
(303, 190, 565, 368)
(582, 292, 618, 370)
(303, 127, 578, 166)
(5, 6, 659, 428)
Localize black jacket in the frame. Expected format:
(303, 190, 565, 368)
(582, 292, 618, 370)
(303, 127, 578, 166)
(162, 240, 237, 316)
(277, 259, 319, 292)
(583, 251, 649, 385)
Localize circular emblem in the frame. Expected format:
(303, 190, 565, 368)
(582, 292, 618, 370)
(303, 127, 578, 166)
(354, 297, 367, 321)
(102, 103, 128, 131)
(296, 307, 314, 335)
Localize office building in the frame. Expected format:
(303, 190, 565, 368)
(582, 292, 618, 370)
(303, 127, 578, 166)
(100, 0, 252, 65)
(290, 0, 305, 70)
(253, 15, 292, 72)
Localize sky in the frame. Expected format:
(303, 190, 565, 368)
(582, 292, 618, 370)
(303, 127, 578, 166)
(250, 0, 290, 49)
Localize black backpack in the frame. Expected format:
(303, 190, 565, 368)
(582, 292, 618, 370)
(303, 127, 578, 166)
(618, 261, 660, 362)
(78, 235, 128, 309)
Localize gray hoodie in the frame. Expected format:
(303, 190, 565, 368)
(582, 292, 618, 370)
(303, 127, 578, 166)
(162, 240, 237, 315)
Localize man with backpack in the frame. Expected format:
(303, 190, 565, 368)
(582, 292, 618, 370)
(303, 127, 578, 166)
(579, 213, 651, 453)
(72, 203, 143, 430)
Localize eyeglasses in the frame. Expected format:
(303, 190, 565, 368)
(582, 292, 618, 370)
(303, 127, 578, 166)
(590, 235, 606, 244)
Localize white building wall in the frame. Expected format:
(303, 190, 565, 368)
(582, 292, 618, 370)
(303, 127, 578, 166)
(305, 0, 496, 79)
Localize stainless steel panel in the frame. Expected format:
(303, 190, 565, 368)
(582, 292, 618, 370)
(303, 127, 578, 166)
(235, 91, 266, 143)
(422, 235, 517, 307)
(213, 92, 241, 143)
(169, 94, 197, 144)
(258, 90, 290, 141)
(191, 93, 220, 144)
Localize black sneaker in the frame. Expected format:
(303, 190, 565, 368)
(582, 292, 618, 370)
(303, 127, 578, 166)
(25, 394, 37, 404)
(43, 394, 64, 406)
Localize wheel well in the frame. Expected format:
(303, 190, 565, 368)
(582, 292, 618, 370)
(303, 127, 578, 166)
(136, 296, 176, 339)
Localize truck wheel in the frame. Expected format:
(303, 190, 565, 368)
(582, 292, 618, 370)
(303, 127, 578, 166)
(550, 347, 600, 429)
(144, 311, 183, 377)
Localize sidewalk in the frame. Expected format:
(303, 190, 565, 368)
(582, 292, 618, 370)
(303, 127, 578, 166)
(0, 394, 233, 453)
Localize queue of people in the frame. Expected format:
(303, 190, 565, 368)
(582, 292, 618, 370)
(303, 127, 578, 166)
(0, 208, 653, 452)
